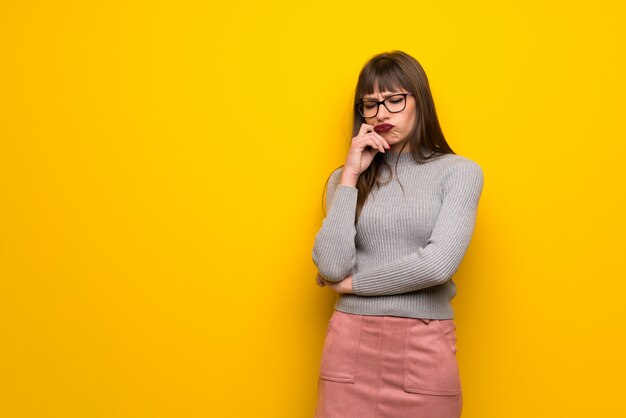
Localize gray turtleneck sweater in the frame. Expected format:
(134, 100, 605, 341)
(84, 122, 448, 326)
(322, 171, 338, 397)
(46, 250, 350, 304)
(311, 150, 484, 319)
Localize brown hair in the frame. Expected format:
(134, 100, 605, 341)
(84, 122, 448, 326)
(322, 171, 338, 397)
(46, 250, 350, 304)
(322, 50, 456, 221)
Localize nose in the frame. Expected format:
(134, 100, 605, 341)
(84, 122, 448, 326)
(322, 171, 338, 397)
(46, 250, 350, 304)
(376, 103, 390, 120)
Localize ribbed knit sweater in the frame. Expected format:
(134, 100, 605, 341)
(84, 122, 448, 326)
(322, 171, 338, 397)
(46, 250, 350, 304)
(312, 150, 484, 319)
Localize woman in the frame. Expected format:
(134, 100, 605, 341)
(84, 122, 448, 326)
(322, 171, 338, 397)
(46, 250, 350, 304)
(311, 50, 484, 418)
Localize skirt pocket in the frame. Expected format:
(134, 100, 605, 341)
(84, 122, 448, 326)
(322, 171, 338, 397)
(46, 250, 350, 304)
(402, 319, 461, 395)
(318, 310, 363, 383)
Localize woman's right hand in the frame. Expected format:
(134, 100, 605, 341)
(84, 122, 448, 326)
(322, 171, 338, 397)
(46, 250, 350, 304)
(341, 123, 391, 183)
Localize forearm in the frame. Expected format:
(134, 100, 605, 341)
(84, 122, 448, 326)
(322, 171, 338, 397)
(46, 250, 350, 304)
(351, 230, 474, 295)
(338, 170, 358, 188)
(312, 185, 358, 281)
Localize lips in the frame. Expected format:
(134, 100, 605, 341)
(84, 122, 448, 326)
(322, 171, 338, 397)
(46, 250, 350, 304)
(374, 124, 394, 133)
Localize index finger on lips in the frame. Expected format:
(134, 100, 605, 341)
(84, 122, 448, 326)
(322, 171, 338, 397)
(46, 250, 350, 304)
(358, 123, 373, 136)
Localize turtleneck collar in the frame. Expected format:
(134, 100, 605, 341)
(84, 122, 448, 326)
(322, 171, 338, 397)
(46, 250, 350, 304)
(382, 147, 435, 166)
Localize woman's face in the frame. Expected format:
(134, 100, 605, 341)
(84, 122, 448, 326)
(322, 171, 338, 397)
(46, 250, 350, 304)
(361, 85, 417, 153)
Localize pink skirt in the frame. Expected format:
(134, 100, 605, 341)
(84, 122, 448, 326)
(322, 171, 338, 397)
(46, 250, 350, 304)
(315, 309, 462, 418)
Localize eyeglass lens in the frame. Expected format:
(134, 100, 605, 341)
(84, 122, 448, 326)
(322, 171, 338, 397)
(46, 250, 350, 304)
(359, 94, 407, 117)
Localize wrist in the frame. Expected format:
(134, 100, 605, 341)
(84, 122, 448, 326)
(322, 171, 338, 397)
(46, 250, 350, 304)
(339, 170, 359, 188)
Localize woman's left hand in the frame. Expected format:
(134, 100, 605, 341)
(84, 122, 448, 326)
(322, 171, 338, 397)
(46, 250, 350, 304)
(316, 273, 354, 294)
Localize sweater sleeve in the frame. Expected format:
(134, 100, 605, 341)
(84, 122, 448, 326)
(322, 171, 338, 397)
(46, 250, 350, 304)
(311, 168, 358, 282)
(351, 159, 484, 296)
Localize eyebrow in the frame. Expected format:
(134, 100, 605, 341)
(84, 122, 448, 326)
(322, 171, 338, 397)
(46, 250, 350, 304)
(362, 92, 405, 100)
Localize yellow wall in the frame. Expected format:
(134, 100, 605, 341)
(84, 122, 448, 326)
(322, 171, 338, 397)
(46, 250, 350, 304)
(2, 1, 625, 416)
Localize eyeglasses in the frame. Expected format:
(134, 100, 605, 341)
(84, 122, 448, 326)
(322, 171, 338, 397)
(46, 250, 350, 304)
(356, 92, 414, 118)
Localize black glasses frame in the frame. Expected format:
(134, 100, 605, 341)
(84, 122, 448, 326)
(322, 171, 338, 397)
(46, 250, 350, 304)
(356, 92, 414, 118)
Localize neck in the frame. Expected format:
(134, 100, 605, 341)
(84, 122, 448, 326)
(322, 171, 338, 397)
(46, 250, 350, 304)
(389, 142, 411, 154)
(382, 145, 436, 166)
